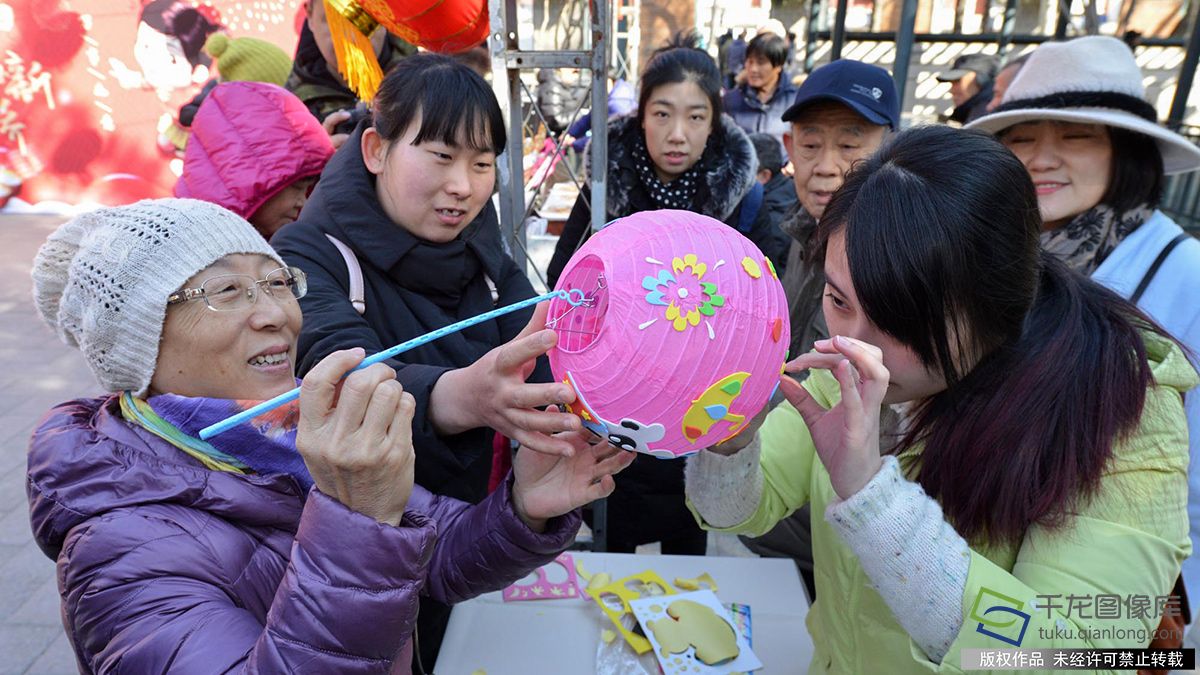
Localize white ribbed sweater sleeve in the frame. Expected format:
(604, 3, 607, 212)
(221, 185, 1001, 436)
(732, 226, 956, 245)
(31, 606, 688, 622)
(825, 455, 971, 663)
(684, 437, 764, 529)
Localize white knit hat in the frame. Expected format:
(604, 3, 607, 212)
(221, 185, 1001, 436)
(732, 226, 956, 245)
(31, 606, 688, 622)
(967, 35, 1200, 174)
(31, 198, 282, 396)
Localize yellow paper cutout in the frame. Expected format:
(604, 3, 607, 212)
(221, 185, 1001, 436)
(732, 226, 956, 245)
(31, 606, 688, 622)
(673, 573, 718, 592)
(740, 257, 762, 279)
(586, 570, 677, 654)
(648, 599, 740, 666)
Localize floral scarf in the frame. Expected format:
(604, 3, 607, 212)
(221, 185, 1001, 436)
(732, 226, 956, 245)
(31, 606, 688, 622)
(632, 135, 700, 210)
(121, 388, 314, 492)
(1041, 204, 1153, 275)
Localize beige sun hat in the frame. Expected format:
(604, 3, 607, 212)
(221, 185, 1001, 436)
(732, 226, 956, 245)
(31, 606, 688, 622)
(966, 35, 1200, 175)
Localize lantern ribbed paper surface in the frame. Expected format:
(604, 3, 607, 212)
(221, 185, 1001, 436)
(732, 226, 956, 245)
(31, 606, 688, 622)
(547, 210, 790, 459)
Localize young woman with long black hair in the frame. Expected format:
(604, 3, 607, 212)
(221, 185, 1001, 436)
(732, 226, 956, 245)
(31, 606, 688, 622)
(686, 125, 1194, 672)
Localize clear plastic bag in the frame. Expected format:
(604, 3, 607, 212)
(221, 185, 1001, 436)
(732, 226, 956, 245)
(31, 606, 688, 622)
(595, 612, 658, 675)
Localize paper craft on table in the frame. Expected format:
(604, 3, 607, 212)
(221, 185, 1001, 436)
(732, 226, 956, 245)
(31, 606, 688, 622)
(502, 552, 580, 602)
(587, 570, 677, 653)
(629, 590, 762, 675)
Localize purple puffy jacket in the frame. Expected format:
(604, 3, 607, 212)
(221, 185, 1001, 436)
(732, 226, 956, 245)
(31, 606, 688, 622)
(173, 81, 333, 221)
(27, 396, 580, 673)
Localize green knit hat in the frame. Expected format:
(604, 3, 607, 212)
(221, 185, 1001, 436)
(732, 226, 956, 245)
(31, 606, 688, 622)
(205, 33, 292, 86)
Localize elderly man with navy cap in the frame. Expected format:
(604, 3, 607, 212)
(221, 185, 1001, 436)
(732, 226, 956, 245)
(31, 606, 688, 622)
(737, 59, 900, 600)
(778, 59, 899, 361)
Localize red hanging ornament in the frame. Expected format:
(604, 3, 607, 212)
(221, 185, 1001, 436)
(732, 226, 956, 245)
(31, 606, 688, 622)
(360, 0, 489, 53)
(323, 0, 490, 101)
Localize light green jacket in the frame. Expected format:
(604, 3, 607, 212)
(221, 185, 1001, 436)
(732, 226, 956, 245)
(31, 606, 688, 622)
(691, 333, 1196, 673)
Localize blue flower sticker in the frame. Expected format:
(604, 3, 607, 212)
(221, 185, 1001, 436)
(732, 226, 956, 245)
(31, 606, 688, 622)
(642, 270, 677, 307)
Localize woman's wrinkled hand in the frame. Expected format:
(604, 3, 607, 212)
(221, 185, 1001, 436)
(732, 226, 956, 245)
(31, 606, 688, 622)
(779, 336, 888, 500)
(510, 406, 637, 532)
(429, 302, 582, 456)
(297, 348, 416, 526)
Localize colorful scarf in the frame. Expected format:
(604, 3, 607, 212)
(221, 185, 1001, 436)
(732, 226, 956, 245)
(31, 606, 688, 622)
(1041, 203, 1153, 275)
(632, 135, 701, 210)
(121, 389, 314, 491)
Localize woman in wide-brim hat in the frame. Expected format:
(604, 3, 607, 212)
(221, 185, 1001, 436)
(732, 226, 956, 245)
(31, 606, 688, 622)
(968, 34, 1200, 618)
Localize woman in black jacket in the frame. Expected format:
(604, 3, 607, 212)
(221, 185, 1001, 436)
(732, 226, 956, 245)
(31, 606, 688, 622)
(546, 35, 762, 289)
(272, 54, 578, 668)
(546, 33, 760, 555)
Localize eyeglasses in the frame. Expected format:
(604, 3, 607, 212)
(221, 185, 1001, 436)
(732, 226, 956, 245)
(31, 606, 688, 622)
(167, 266, 308, 312)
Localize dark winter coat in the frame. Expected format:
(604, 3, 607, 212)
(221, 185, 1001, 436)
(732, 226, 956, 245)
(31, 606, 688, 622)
(27, 395, 579, 674)
(727, 38, 748, 76)
(750, 171, 798, 278)
(948, 81, 995, 125)
(779, 203, 828, 361)
(271, 122, 551, 664)
(546, 113, 760, 288)
(285, 23, 414, 122)
(272, 122, 549, 506)
(722, 80, 798, 152)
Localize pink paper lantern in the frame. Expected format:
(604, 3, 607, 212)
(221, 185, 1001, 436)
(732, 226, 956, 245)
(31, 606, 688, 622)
(547, 209, 791, 459)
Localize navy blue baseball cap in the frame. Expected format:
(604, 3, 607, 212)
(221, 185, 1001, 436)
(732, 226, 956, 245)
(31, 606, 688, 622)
(782, 60, 900, 130)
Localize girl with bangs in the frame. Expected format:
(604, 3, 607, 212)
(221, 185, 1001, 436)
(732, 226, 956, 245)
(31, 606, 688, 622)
(686, 125, 1194, 673)
(273, 54, 584, 668)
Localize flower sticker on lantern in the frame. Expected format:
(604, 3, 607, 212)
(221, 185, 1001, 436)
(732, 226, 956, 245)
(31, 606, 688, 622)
(642, 254, 726, 332)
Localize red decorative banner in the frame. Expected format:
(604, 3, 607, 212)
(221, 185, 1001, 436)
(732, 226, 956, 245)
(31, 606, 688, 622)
(0, 0, 302, 210)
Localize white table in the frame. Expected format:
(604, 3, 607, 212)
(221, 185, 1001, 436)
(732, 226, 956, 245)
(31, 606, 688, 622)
(434, 552, 813, 674)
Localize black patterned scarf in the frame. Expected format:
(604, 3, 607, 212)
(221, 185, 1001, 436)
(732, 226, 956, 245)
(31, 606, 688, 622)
(632, 136, 701, 210)
(1041, 204, 1153, 275)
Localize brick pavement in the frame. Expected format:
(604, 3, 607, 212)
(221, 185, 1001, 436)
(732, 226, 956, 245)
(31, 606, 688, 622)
(0, 215, 93, 674)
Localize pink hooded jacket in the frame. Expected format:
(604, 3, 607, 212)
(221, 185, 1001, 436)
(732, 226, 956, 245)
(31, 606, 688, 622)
(174, 81, 333, 221)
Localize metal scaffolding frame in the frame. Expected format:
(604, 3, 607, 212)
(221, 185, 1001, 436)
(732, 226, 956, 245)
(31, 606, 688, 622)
(805, 0, 1200, 126)
(487, 0, 611, 549)
(488, 0, 611, 273)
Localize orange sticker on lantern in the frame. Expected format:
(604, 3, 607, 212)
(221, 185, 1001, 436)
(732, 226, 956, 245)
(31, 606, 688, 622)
(562, 373, 607, 438)
(770, 318, 783, 343)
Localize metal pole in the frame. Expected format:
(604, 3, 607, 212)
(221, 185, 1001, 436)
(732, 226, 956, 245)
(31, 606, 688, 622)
(589, 0, 609, 233)
(587, 0, 609, 553)
(802, 29, 1191, 46)
(1054, 0, 1070, 39)
(806, 0, 821, 71)
(893, 0, 919, 120)
(1167, 1, 1200, 130)
(832, 0, 849, 60)
(997, 0, 1019, 57)
(489, 0, 526, 257)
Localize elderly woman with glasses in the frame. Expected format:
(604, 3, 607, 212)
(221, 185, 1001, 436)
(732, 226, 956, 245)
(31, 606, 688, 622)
(27, 198, 633, 674)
